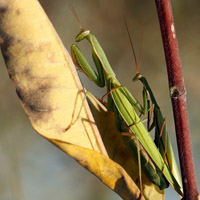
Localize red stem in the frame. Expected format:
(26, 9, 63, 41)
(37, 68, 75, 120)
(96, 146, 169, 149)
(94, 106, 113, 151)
(154, 0, 199, 199)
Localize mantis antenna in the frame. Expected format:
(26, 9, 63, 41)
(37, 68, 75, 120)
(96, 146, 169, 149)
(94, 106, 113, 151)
(69, 2, 83, 29)
(124, 16, 143, 73)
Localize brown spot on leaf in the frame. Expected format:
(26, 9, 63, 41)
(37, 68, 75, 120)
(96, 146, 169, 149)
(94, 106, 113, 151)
(7, 69, 15, 81)
(0, 30, 14, 63)
(15, 9, 21, 15)
(15, 80, 53, 123)
(0, 7, 8, 14)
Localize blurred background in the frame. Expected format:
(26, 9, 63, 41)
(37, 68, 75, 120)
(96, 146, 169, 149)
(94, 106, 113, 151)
(0, 0, 199, 199)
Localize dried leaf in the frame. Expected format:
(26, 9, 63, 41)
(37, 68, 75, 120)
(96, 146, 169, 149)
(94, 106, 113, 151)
(0, 0, 106, 155)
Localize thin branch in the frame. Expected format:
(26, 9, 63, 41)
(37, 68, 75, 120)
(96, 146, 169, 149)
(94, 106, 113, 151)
(154, 0, 199, 199)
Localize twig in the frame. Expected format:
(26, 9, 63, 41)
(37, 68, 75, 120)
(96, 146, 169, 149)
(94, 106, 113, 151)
(154, 0, 199, 199)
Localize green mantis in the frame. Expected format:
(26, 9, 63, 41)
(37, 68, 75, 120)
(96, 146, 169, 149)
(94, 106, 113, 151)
(133, 72, 183, 191)
(70, 26, 183, 196)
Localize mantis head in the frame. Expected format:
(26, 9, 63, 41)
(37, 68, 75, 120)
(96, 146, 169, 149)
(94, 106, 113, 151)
(133, 73, 143, 82)
(75, 29, 90, 42)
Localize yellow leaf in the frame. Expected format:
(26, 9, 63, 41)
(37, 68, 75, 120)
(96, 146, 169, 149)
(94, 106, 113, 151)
(0, 0, 106, 155)
(0, 0, 164, 199)
(52, 140, 142, 200)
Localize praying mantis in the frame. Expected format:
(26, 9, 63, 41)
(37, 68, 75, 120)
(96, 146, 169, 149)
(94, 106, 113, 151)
(70, 22, 183, 196)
